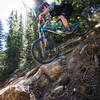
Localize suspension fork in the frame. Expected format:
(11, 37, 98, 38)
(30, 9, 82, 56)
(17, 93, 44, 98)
(38, 19, 47, 57)
(39, 31, 47, 57)
(42, 32, 47, 47)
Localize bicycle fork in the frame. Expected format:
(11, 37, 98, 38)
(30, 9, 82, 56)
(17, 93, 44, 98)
(39, 32, 48, 57)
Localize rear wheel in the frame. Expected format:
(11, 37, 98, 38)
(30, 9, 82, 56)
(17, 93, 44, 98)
(69, 14, 90, 36)
(31, 36, 59, 64)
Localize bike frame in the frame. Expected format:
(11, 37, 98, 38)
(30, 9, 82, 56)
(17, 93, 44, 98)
(41, 22, 80, 35)
(39, 21, 80, 55)
(39, 21, 80, 49)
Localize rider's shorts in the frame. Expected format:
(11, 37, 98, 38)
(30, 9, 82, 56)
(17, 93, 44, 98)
(61, 3, 73, 19)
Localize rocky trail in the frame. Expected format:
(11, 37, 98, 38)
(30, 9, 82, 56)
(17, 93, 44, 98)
(0, 14, 100, 100)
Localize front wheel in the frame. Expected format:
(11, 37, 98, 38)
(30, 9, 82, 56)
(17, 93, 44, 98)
(31, 37, 59, 64)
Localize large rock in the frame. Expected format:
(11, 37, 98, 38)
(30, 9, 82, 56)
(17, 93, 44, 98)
(0, 62, 64, 100)
(40, 61, 64, 81)
(0, 87, 30, 100)
(0, 23, 100, 100)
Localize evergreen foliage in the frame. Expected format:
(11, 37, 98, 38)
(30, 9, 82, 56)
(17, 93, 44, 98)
(0, 20, 4, 51)
(25, 15, 38, 67)
(0, 0, 100, 83)
(6, 11, 23, 73)
(0, 11, 24, 82)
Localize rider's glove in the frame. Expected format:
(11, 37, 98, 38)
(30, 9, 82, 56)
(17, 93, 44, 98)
(39, 14, 44, 20)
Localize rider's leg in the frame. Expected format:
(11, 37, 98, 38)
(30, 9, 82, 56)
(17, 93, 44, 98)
(60, 3, 73, 32)
(59, 15, 71, 31)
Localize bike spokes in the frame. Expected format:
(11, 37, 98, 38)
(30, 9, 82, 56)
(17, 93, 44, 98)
(69, 14, 90, 36)
(32, 37, 59, 64)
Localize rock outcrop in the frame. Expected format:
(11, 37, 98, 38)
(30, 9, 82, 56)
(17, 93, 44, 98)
(0, 24, 100, 100)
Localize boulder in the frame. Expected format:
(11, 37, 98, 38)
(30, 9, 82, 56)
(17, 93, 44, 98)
(40, 61, 64, 81)
(0, 87, 31, 100)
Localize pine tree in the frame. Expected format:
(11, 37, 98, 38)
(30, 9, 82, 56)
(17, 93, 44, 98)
(6, 11, 23, 74)
(21, 0, 39, 67)
(0, 20, 4, 51)
(25, 15, 38, 67)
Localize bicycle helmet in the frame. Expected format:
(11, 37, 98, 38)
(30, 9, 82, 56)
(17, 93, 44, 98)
(39, 2, 49, 12)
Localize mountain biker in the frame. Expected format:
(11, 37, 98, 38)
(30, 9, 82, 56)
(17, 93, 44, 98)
(39, 2, 73, 34)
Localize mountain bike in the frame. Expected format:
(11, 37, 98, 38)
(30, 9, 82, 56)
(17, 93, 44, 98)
(31, 14, 90, 64)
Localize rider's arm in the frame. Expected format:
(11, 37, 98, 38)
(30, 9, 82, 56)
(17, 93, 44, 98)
(41, 4, 54, 16)
(39, 4, 54, 20)
(43, 13, 52, 27)
(41, 8, 51, 16)
(39, 8, 50, 20)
